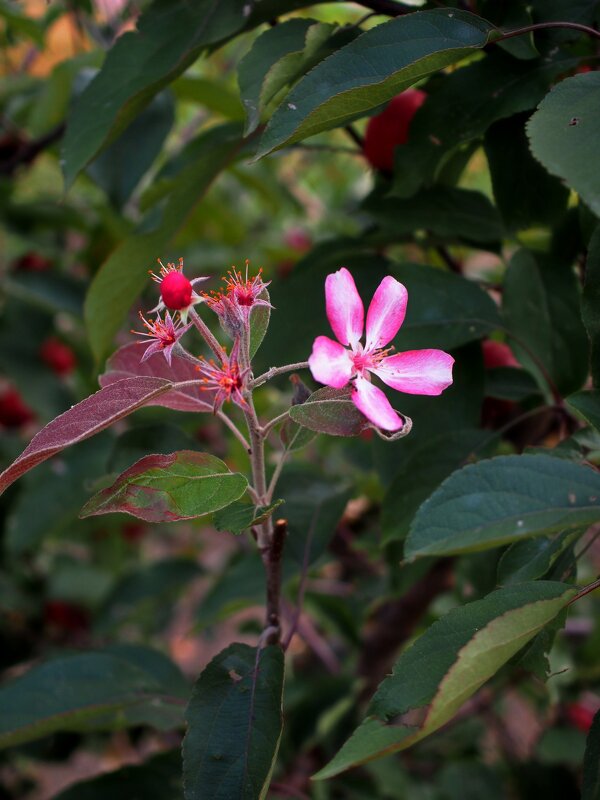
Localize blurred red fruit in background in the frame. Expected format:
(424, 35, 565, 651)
(0, 387, 36, 428)
(565, 703, 596, 733)
(121, 522, 146, 542)
(44, 600, 90, 634)
(40, 337, 76, 376)
(284, 228, 312, 253)
(363, 89, 427, 173)
(481, 339, 520, 369)
(14, 252, 53, 272)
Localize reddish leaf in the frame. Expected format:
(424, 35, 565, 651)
(101, 343, 216, 412)
(288, 387, 370, 437)
(80, 450, 248, 522)
(0, 377, 174, 495)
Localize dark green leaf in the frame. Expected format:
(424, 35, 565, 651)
(80, 450, 248, 522)
(393, 50, 575, 197)
(256, 9, 494, 158)
(405, 454, 600, 558)
(0, 651, 185, 748)
(63, 0, 248, 186)
(484, 366, 541, 401)
(503, 249, 589, 396)
(84, 123, 244, 362)
(497, 531, 581, 585)
(289, 386, 370, 437)
(364, 186, 504, 245)
(583, 225, 600, 387)
(382, 429, 488, 544)
(53, 751, 181, 800)
(315, 582, 576, 778)
(485, 113, 569, 230)
(567, 390, 600, 432)
(583, 710, 600, 800)
(86, 90, 175, 208)
(183, 643, 284, 800)
(527, 73, 600, 216)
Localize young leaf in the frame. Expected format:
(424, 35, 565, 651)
(0, 377, 175, 495)
(255, 9, 495, 158)
(0, 650, 185, 749)
(405, 454, 600, 558)
(183, 643, 284, 800)
(100, 343, 215, 412)
(527, 72, 600, 216)
(314, 581, 576, 778)
(288, 386, 370, 437)
(80, 450, 248, 522)
(213, 499, 284, 535)
(249, 288, 271, 359)
(583, 710, 600, 800)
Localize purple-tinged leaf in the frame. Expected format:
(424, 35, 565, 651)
(288, 386, 370, 437)
(80, 450, 248, 523)
(101, 343, 216, 412)
(0, 377, 175, 495)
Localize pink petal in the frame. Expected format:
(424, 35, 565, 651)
(325, 267, 364, 347)
(140, 342, 163, 362)
(373, 349, 454, 395)
(365, 276, 408, 351)
(308, 336, 354, 389)
(352, 376, 404, 431)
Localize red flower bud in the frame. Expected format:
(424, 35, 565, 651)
(363, 89, 427, 173)
(14, 252, 53, 272)
(0, 387, 35, 428)
(160, 270, 193, 310)
(40, 337, 76, 376)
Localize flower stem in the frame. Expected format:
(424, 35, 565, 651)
(188, 307, 223, 361)
(216, 410, 251, 452)
(251, 361, 309, 389)
(498, 21, 600, 42)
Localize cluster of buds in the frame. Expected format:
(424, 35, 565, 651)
(136, 256, 269, 413)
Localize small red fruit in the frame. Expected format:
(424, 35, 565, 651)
(284, 228, 312, 253)
(40, 337, 76, 376)
(481, 340, 519, 369)
(14, 252, 53, 272)
(160, 270, 193, 311)
(0, 387, 35, 428)
(566, 703, 596, 733)
(363, 89, 427, 173)
(44, 600, 89, 633)
(121, 522, 146, 542)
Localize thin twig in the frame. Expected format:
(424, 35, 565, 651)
(262, 518, 287, 644)
(262, 409, 291, 437)
(251, 361, 309, 389)
(499, 21, 600, 42)
(216, 410, 250, 452)
(568, 575, 600, 605)
(282, 511, 317, 651)
(188, 307, 223, 361)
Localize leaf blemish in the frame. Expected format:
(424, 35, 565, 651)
(569, 117, 580, 126)
(229, 669, 242, 682)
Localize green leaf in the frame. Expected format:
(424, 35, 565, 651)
(238, 18, 315, 134)
(364, 186, 504, 246)
(249, 288, 271, 359)
(62, 0, 249, 186)
(213, 499, 284, 535)
(583, 710, 600, 800)
(84, 123, 243, 362)
(583, 225, 600, 387)
(80, 450, 248, 522)
(382, 429, 488, 544)
(289, 386, 370, 437)
(527, 73, 600, 216)
(393, 50, 575, 197)
(256, 9, 494, 158)
(405, 454, 600, 558)
(567, 390, 600, 432)
(53, 751, 181, 800)
(173, 75, 244, 120)
(314, 581, 576, 778)
(86, 89, 175, 208)
(0, 651, 185, 748)
(497, 531, 581, 585)
(485, 112, 569, 230)
(183, 643, 284, 800)
(484, 366, 541, 401)
(503, 249, 589, 396)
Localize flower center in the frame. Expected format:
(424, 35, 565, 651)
(351, 344, 393, 375)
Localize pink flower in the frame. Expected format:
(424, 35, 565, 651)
(205, 261, 271, 335)
(308, 268, 454, 431)
(195, 341, 249, 413)
(133, 311, 192, 365)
